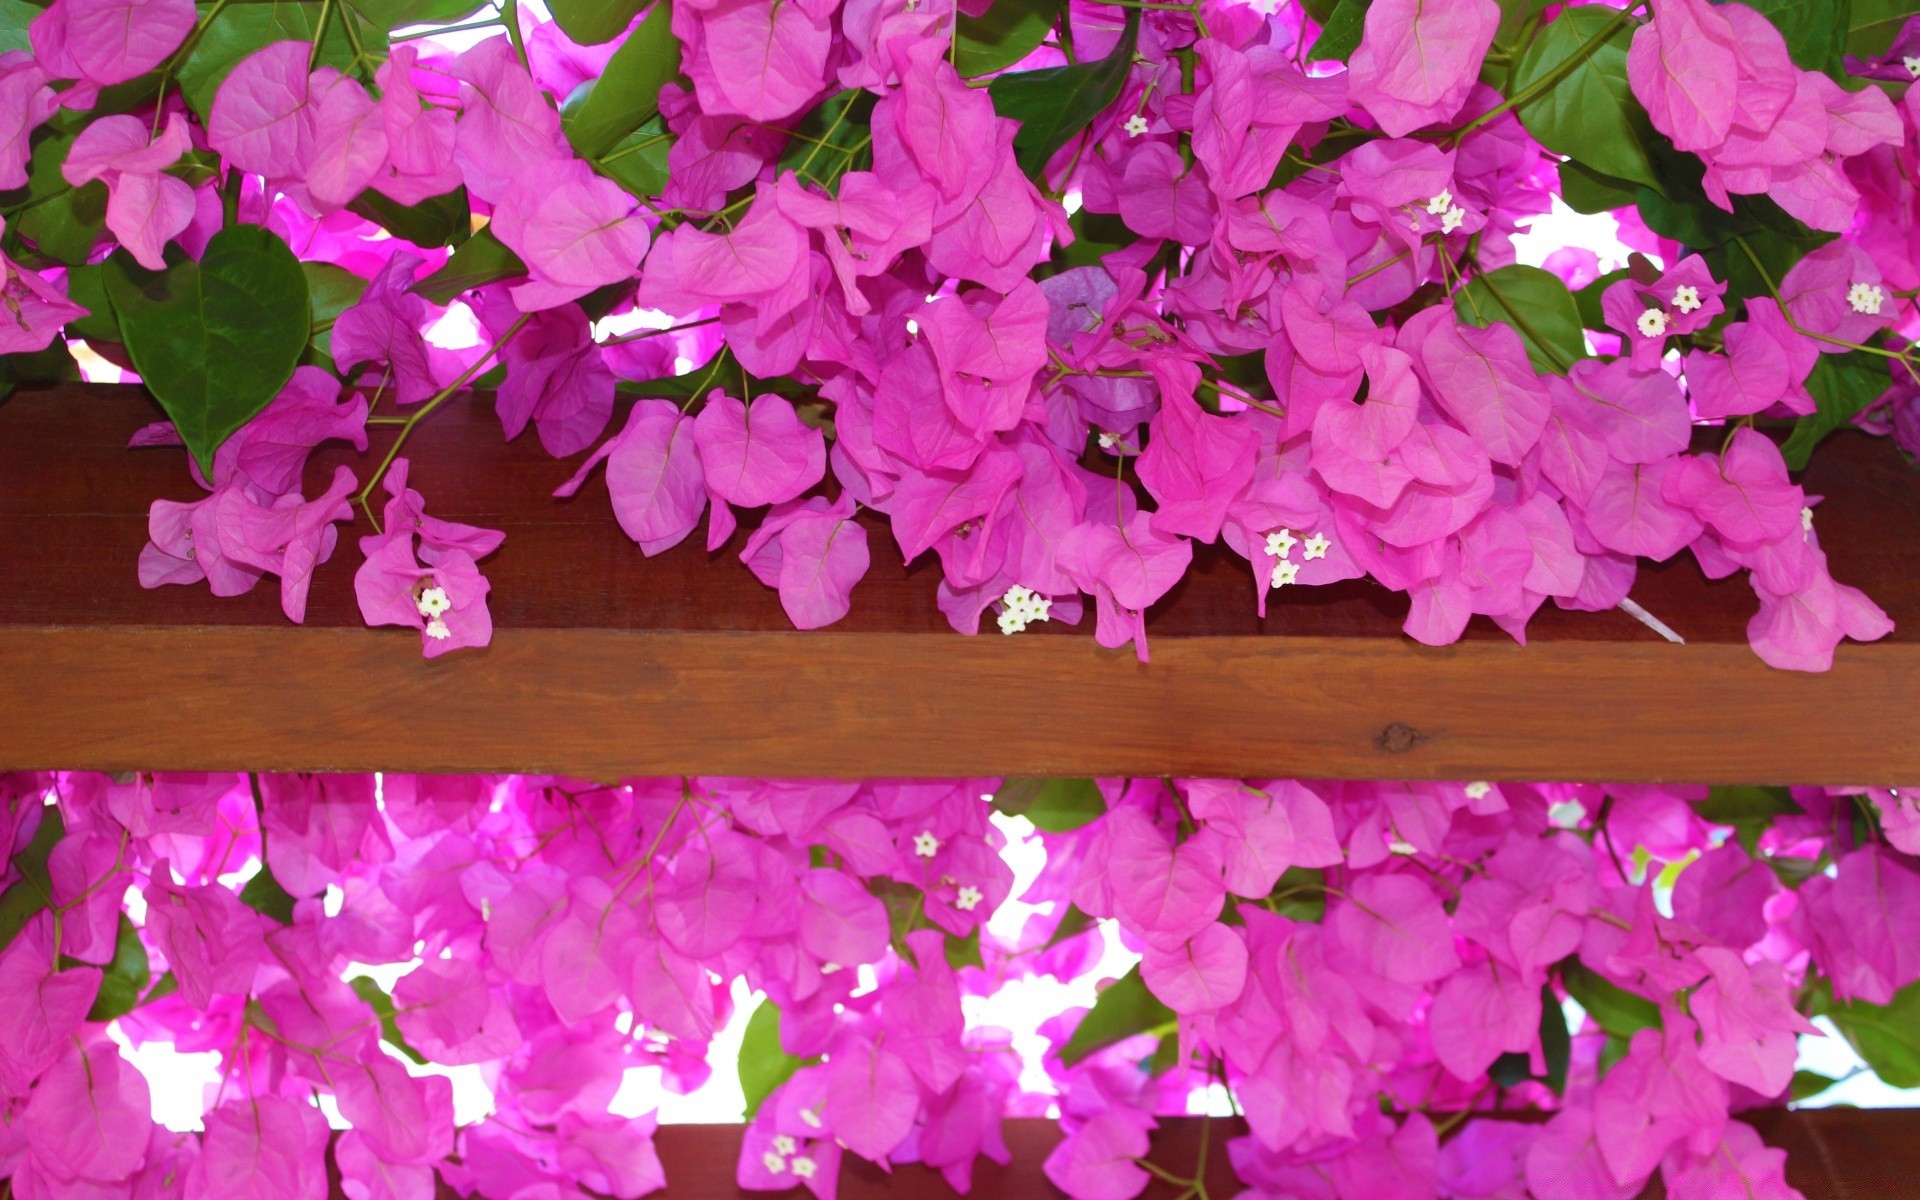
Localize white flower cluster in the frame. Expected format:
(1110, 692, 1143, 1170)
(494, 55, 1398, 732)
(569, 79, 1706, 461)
(998, 584, 1053, 634)
(1848, 281, 1885, 315)
(762, 1135, 817, 1178)
(1426, 190, 1467, 234)
(1265, 527, 1331, 589)
(415, 585, 452, 641)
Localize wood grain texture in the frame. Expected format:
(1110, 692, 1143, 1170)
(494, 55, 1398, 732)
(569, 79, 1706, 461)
(4, 383, 1920, 782)
(409, 1114, 1911, 1200)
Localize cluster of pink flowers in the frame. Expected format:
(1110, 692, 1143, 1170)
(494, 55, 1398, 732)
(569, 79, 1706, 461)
(0, 0, 1905, 669)
(0, 769, 1915, 1200)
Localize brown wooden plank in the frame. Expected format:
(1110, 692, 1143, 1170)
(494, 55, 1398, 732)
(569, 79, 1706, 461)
(405, 1113, 1916, 1199)
(3, 383, 1920, 782)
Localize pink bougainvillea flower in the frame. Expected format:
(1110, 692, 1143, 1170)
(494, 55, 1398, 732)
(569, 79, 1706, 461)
(450, 35, 568, 201)
(331, 252, 442, 407)
(207, 41, 317, 180)
(491, 156, 652, 312)
(30, 0, 194, 100)
(694, 390, 828, 510)
(1347, 0, 1500, 136)
(556, 398, 707, 556)
(476, 287, 616, 457)
(0, 217, 87, 354)
(62, 113, 196, 270)
(0, 51, 55, 191)
(356, 459, 503, 655)
(742, 492, 872, 629)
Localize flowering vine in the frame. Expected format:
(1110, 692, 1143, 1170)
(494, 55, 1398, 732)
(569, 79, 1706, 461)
(0, 0, 1908, 668)
(1, 770, 1917, 1199)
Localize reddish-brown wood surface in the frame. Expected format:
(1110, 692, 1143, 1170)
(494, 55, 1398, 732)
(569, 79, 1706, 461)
(400, 1113, 1912, 1199)
(4, 383, 1920, 782)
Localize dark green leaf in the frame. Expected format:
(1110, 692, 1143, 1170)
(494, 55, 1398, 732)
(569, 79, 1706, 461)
(1735, 0, 1849, 78)
(945, 928, 984, 970)
(564, 1, 680, 158)
(60, 264, 121, 344)
(84, 914, 151, 1023)
(349, 187, 472, 250)
(1493, 0, 1552, 51)
(593, 116, 674, 197)
(0, 806, 63, 953)
(107, 224, 311, 477)
(1489, 1050, 1533, 1088)
(1307, 0, 1369, 62)
(411, 227, 527, 305)
(178, 2, 374, 120)
(549, 0, 647, 45)
(1044, 903, 1096, 951)
(10, 119, 109, 267)
(1048, 208, 1130, 271)
(990, 8, 1139, 181)
(1573, 267, 1628, 330)
(1269, 866, 1328, 922)
(1815, 977, 1920, 1088)
(348, 976, 431, 1065)
(1791, 1068, 1841, 1101)
(739, 998, 811, 1119)
(1598, 1031, 1631, 1077)
(1511, 5, 1657, 187)
(1768, 855, 1825, 887)
(140, 971, 180, 1008)
(1845, 0, 1904, 55)
(0, 341, 82, 399)
(957, 0, 1063, 76)
(1561, 958, 1661, 1039)
(777, 90, 878, 193)
(1559, 160, 1639, 215)
(1540, 980, 1571, 1093)
(1635, 146, 1832, 311)
(992, 778, 1106, 832)
(1781, 351, 1891, 469)
(1695, 785, 1802, 822)
(303, 260, 367, 369)
(1456, 264, 1586, 374)
(1060, 964, 1175, 1066)
(343, 0, 492, 29)
(239, 863, 298, 926)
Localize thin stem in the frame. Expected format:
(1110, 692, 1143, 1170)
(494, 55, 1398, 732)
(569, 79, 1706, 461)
(309, 0, 335, 70)
(354, 315, 529, 526)
(600, 315, 720, 346)
(501, 0, 529, 68)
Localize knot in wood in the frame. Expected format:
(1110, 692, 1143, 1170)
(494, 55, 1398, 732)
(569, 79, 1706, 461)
(1376, 722, 1423, 753)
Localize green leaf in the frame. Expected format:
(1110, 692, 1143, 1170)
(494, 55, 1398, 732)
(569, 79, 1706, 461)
(1816, 977, 1920, 1088)
(777, 90, 878, 193)
(343, 0, 493, 29)
(106, 224, 310, 478)
(1060, 965, 1176, 1066)
(0, 0, 37, 55)
(1790, 1068, 1841, 1101)
(956, 0, 1063, 76)
(348, 976, 431, 1065)
(178, 2, 375, 120)
(411, 226, 528, 306)
(945, 928, 984, 970)
(1558, 160, 1639, 215)
(1269, 866, 1328, 922)
(1493, 0, 1552, 51)
(990, 7, 1139, 181)
(593, 116, 674, 197)
(349, 187, 472, 250)
(1781, 351, 1892, 470)
(9, 119, 109, 267)
(1573, 267, 1628, 330)
(1540, 980, 1571, 1093)
(239, 863, 298, 926)
(1307, 0, 1369, 61)
(549, 0, 647, 45)
(0, 807, 64, 953)
(139, 971, 180, 1008)
(563, 0, 680, 158)
(1511, 6, 1658, 187)
(1737, 0, 1849, 78)
(991, 778, 1106, 832)
(1561, 959, 1661, 1039)
(1634, 146, 1833, 311)
(1044, 903, 1096, 950)
(1456, 264, 1586, 374)
(84, 914, 152, 1023)
(739, 998, 811, 1119)
(1845, 0, 1905, 55)
(303, 260, 368, 368)
(1695, 785, 1802, 822)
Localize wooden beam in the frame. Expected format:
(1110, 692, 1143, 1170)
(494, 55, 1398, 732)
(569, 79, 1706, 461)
(4, 384, 1919, 782)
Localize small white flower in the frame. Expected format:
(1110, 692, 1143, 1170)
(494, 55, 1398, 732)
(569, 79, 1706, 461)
(1905, 54, 1920, 78)
(1271, 560, 1300, 588)
(773, 1136, 798, 1156)
(425, 618, 451, 641)
(790, 1157, 818, 1179)
(1124, 114, 1150, 137)
(763, 1152, 789, 1174)
(480, 897, 493, 920)
(1671, 284, 1701, 313)
(1389, 839, 1418, 856)
(1441, 204, 1466, 234)
(1636, 308, 1669, 338)
(914, 830, 942, 858)
(800, 1108, 823, 1128)
(1097, 432, 1117, 449)
(1802, 506, 1815, 533)
(415, 586, 451, 618)
(1464, 781, 1492, 800)
(1303, 531, 1331, 560)
(1547, 799, 1587, 829)
(820, 962, 842, 975)
(997, 610, 1028, 636)
(1848, 281, 1885, 315)
(1425, 189, 1453, 215)
(1264, 528, 1297, 559)
(954, 885, 984, 911)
